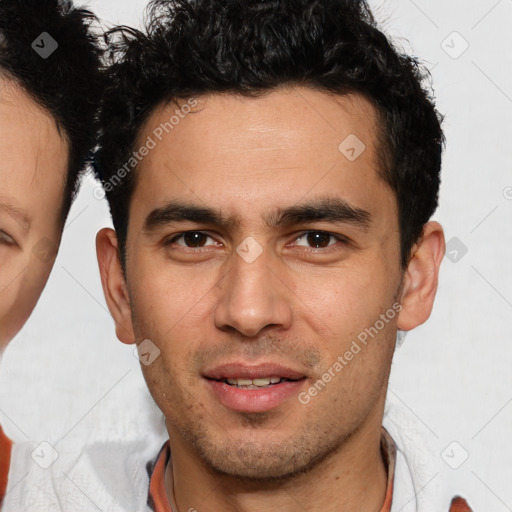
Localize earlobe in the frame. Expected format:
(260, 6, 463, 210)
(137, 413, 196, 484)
(397, 221, 445, 332)
(96, 228, 136, 345)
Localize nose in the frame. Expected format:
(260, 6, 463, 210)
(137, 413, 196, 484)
(214, 245, 293, 338)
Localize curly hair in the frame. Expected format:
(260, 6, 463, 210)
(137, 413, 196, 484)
(0, 0, 104, 224)
(94, 0, 444, 268)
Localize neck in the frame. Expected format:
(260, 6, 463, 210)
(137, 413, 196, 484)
(166, 411, 389, 512)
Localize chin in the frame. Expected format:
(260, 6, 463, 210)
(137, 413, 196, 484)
(189, 431, 341, 482)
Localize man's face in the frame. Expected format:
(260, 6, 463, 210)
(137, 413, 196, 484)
(105, 87, 410, 478)
(0, 78, 68, 348)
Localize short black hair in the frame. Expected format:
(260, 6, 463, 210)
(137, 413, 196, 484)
(94, 0, 444, 268)
(0, 0, 104, 224)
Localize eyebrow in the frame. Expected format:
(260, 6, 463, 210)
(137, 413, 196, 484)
(0, 200, 31, 231)
(144, 196, 371, 233)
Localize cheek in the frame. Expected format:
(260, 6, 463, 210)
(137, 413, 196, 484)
(292, 263, 394, 337)
(137, 325, 198, 418)
(128, 264, 215, 405)
(0, 283, 25, 348)
(128, 255, 218, 337)
(0, 260, 53, 347)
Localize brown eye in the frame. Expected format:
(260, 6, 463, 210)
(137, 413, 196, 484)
(167, 231, 218, 248)
(182, 232, 209, 247)
(306, 232, 332, 248)
(293, 231, 344, 249)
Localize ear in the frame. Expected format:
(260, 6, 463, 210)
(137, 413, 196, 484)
(96, 228, 135, 345)
(397, 221, 445, 331)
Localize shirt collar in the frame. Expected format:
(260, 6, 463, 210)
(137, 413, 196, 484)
(0, 425, 13, 506)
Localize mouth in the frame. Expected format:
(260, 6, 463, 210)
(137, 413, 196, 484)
(203, 363, 308, 413)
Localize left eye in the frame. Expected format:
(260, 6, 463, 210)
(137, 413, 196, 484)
(292, 231, 343, 249)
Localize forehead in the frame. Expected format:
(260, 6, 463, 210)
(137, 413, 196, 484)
(0, 78, 68, 225)
(131, 87, 392, 225)
(0, 77, 67, 154)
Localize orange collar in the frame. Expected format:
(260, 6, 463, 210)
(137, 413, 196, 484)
(0, 425, 13, 506)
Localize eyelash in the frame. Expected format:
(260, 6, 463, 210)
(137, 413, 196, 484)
(164, 230, 350, 252)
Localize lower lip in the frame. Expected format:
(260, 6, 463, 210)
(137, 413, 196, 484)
(206, 379, 306, 413)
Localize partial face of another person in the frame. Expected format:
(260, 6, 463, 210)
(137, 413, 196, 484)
(98, 86, 443, 480)
(0, 78, 68, 348)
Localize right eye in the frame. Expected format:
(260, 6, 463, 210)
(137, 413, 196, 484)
(164, 231, 221, 249)
(0, 230, 16, 246)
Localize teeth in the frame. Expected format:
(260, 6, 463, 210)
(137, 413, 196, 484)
(225, 377, 284, 387)
(253, 377, 271, 386)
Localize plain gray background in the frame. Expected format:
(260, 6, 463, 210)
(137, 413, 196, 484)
(1, 0, 511, 509)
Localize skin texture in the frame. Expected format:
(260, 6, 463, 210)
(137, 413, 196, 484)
(0, 77, 68, 349)
(97, 86, 445, 512)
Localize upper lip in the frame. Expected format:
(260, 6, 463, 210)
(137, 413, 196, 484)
(203, 362, 307, 381)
